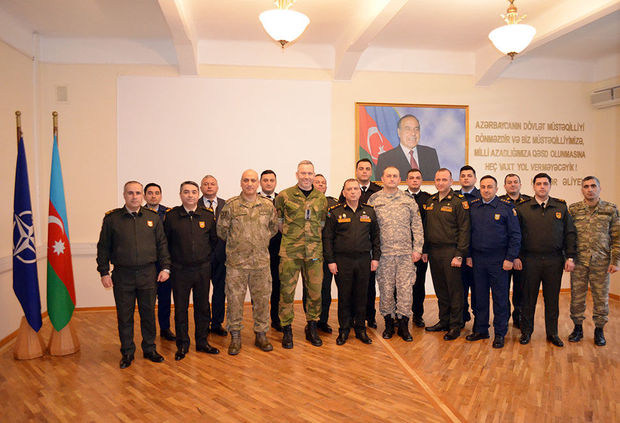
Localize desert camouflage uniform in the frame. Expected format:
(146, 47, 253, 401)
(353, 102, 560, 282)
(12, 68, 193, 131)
(217, 194, 278, 332)
(368, 189, 424, 318)
(569, 199, 620, 328)
(275, 185, 327, 325)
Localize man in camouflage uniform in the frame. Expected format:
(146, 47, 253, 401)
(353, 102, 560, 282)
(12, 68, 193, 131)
(217, 170, 278, 355)
(368, 166, 424, 342)
(275, 160, 328, 348)
(568, 176, 620, 346)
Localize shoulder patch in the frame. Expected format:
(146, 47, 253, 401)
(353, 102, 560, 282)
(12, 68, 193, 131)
(462, 201, 469, 210)
(105, 208, 116, 215)
(143, 207, 157, 214)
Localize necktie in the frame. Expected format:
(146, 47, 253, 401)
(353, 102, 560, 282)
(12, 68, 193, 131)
(541, 202, 546, 211)
(409, 150, 419, 170)
(207, 199, 213, 209)
(361, 186, 367, 193)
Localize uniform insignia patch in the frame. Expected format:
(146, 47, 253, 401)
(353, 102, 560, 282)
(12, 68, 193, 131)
(426, 203, 434, 210)
(462, 201, 469, 210)
(555, 212, 562, 219)
(440, 206, 453, 212)
(147, 220, 153, 227)
(338, 218, 351, 223)
(360, 215, 371, 222)
(199, 221, 205, 228)
(495, 214, 500, 220)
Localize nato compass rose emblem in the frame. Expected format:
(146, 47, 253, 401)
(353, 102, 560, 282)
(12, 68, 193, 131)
(13, 210, 37, 264)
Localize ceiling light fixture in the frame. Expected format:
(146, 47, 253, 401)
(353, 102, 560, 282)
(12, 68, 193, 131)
(259, 0, 310, 48)
(488, 0, 536, 60)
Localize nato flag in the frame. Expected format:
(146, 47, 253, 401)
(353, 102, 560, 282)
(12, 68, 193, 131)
(13, 136, 42, 332)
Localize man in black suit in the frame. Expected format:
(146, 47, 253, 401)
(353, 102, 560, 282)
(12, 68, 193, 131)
(144, 182, 175, 341)
(404, 169, 431, 327)
(200, 175, 227, 336)
(375, 115, 440, 182)
(259, 169, 283, 332)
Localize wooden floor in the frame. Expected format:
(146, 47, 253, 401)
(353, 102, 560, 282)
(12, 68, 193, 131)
(0, 293, 618, 422)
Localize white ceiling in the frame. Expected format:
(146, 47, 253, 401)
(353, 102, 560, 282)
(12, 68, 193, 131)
(0, 0, 619, 82)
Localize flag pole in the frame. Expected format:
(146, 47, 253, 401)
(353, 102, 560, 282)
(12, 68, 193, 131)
(13, 111, 46, 360)
(47, 111, 80, 356)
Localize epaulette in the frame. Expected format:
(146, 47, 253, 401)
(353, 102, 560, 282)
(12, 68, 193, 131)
(143, 207, 157, 214)
(105, 208, 117, 215)
(362, 203, 374, 208)
(555, 198, 566, 203)
(470, 198, 481, 204)
(165, 207, 173, 214)
(328, 203, 342, 211)
(500, 198, 513, 205)
(457, 193, 465, 198)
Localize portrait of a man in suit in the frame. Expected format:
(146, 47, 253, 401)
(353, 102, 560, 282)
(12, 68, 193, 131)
(375, 114, 440, 182)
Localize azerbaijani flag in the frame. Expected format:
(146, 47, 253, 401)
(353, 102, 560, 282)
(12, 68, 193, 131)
(47, 133, 76, 331)
(13, 135, 42, 332)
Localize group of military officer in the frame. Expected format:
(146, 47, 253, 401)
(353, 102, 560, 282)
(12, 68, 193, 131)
(96, 158, 619, 368)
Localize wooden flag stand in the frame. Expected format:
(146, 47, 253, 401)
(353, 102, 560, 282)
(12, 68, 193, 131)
(13, 317, 45, 360)
(48, 321, 80, 356)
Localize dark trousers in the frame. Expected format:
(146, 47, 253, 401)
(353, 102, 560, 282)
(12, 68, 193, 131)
(365, 271, 377, 323)
(472, 254, 510, 336)
(462, 265, 475, 322)
(270, 253, 281, 325)
(412, 260, 428, 318)
(508, 268, 524, 323)
(112, 265, 157, 356)
(429, 249, 463, 329)
(521, 255, 564, 336)
(334, 255, 370, 330)
(302, 260, 332, 324)
(173, 263, 212, 349)
(210, 256, 226, 328)
(156, 279, 172, 331)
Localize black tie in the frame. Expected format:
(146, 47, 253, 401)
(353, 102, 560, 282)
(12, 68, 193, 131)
(131, 212, 138, 218)
(361, 186, 367, 193)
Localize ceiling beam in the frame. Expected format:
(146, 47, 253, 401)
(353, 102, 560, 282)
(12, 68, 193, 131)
(0, 7, 34, 58)
(334, 0, 409, 80)
(475, 0, 620, 86)
(157, 0, 198, 75)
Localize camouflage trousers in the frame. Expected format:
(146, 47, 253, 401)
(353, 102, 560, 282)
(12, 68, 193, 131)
(570, 262, 610, 328)
(376, 254, 415, 318)
(225, 267, 272, 333)
(279, 258, 323, 326)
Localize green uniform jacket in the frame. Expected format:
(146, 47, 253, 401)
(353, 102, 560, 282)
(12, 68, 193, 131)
(569, 199, 620, 267)
(275, 185, 327, 260)
(423, 189, 470, 257)
(217, 194, 278, 269)
(96, 206, 171, 276)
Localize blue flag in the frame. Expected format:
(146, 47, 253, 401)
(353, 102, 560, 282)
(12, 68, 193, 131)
(13, 136, 42, 332)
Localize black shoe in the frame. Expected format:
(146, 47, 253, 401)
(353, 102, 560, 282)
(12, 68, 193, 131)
(519, 333, 531, 345)
(174, 346, 188, 361)
(594, 327, 606, 346)
(160, 328, 176, 341)
(382, 316, 395, 339)
(367, 319, 377, 329)
(271, 321, 283, 332)
(211, 325, 228, 336)
(492, 335, 505, 349)
(425, 322, 449, 332)
(197, 342, 220, 355)
(444, 328, 460, 341)
(546, 335, 564, 347)
(143, 350, 165, 363)
(398, 316, 413, 342)
(282, 325, 293, 349)
(336, 329, 349, 346)
(355, 328, 372, 344)
(119, 354, 134, 369)
(317, 322, 333, 334)
(305, 321, 323, 347)
(465, 332, 490, 341)
(412, 316, 425, 328)
(568, 324, 583, 342)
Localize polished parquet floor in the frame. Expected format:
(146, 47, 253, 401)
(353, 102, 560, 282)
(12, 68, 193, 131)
(0, 293, 618, 423)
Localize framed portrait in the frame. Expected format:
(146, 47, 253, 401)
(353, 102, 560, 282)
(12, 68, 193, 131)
(356, 102, 469, 183)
